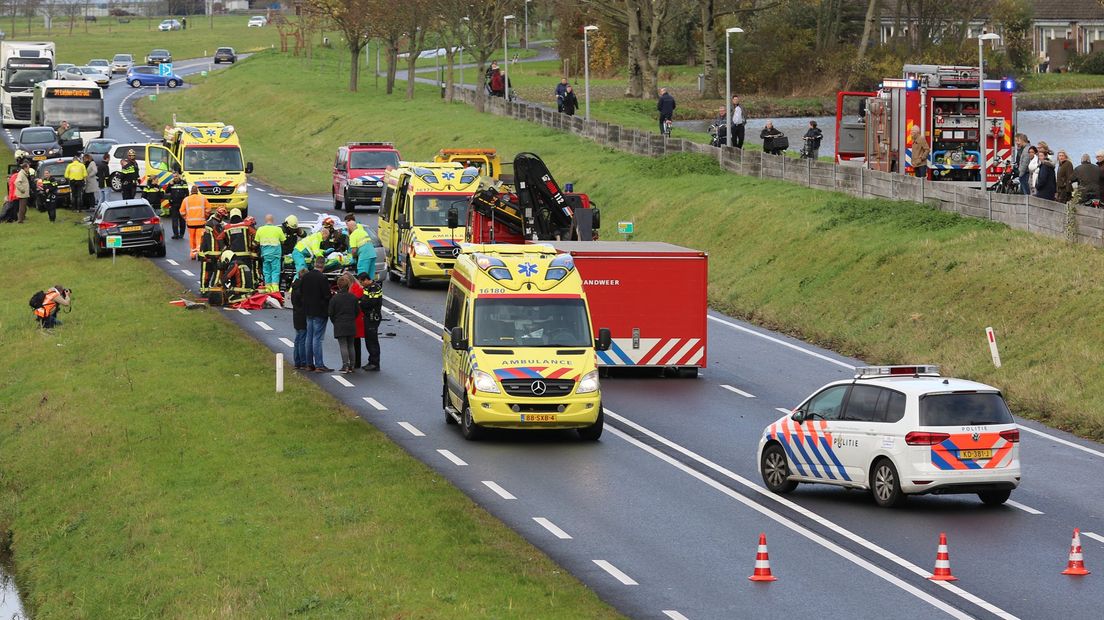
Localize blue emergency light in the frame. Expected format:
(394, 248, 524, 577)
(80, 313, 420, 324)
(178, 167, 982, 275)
(1000, 79, 1016, 92)
(905, 79, 919, 91)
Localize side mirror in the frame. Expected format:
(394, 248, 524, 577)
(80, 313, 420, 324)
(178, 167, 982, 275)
(595, 327, 612, 351)
(450, 326, 468, 351)
(245, 162, 254, 174)
(104, 116, 110, 128)
(791, 410, 806, 423)
(447, 206, 459, 229)
(591, 207, 600, 229)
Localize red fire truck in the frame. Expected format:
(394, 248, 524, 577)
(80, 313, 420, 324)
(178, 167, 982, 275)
(835, 65, 1017, 185)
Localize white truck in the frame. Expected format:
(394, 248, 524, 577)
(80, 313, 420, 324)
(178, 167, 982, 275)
(2, 41, 56, 128)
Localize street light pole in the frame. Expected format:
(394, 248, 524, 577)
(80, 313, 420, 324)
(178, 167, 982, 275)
(504, 14, 515, 101)
(460, 17, 469, 89)
(724, 27, 743, 148)
(978, 32, 1001, 190)
(584, 25, 598, 120)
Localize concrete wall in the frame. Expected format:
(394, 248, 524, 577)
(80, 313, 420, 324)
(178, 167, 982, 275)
(455, 90, 1101, 249)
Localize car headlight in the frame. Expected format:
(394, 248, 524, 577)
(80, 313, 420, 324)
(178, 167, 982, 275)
(235, 183, 248, 194)
(576, 370, 600, 394)
(376, 181, 384, 187)
(348, 177, 364, 187)
(472, 370, 500, 394)
(411, 241, 432, 257)
(47, 147, 60, 155)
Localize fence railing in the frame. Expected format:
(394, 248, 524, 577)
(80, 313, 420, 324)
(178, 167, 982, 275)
(453, 89, 1102, 249)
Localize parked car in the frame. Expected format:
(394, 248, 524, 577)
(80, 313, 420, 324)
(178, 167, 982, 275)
(158, 19, 181, 31)
(126, 65, 182, 88)
(213, 47, 237, 64)
(106, 143, 150, 191)
(247, 16, 267, 28)
(87, 199, 166, 258)
(35, 157, 76, 205)
(54, 63, 75, 78)
(16, 126, 63, 162)
(111, 54, 134, 74)
(75, 66, 110, 88)
(85, 138, 119, 159)
(146, 49, 172, 65)
(87, 58, 110, 72)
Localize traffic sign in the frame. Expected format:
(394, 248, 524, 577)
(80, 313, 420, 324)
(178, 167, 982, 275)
(159, 62, 174, 77)
(106, 235, 122, 248)
(617, 221, 634, 235)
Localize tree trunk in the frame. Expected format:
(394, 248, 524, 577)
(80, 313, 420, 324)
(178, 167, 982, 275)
(445, 50, 457, 103)
(405, 55, 418, 99)
(857, 0, 879, 59)
(386, 43, 399, 95)
(349, 45, 361, 92)
(475, 61, 488, 112)
(625, 8, 643, 98)
(699, 0, 719, 100)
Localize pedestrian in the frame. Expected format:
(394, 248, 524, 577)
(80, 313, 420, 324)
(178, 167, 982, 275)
(328, 274, 360, 373)
(1072, 153, 1101, 203)
(119, 149, 139, 200)
(39, 169, 58, 223)
(166, 171, 188, 239)
(1012, 133, 1031, 195)
(357, 272, 383, 371)
(300, 256, 333, 372)
(97, 153, 109, 203)
(1056, 150, 1074, 203)
(181, 16, 186, 30)
(345, 215, 376, 280)
(561, 85, 579, 116)
(730, 95, 746, 148)
(83, 152, 98, 211)
(255, 214, 287, 293)
(290, 268, 309, 369)
(180, 185, 210, 259)
(1034, 142, 1056, 201)
(1096, 149, 1104, 178)
(487, 61, 504, 97)
(802, 121, 823, 160)
(64, 155, 86, 210)
(1027, 146, 1040, 195)
(910, 126, 931, 178)
(14, 160, 32, 223)
(657, 87, 676, 135)
(760, 121, 784, 155)
(555, 77, 568, 112)
(32, 285, 71, 329)
(3, 164, 18, 224)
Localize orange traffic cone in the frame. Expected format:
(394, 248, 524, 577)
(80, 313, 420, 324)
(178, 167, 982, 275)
(748, 532, 777, 582)
(1062, 528, 1091, 576)
(929, 532, 958, 581)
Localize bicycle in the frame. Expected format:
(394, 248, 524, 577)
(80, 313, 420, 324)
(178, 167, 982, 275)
(662, 118, 672, 137)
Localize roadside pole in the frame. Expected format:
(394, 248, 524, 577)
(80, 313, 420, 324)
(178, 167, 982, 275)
(986, 327, 1002, 368)
(276, 353, 285, 392)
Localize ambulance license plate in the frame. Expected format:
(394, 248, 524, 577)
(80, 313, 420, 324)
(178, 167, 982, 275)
(121, 225, 142, 232)
(522, 414, 556, 422)
(959, 449, 992, 460)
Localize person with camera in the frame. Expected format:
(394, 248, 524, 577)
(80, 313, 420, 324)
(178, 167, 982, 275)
(32, 285, 71, 329)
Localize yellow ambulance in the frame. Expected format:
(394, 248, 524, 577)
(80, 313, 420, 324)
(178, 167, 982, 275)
(378, 162, 480, 287)
(147, 121, 254, 214)
(441, 244, 612, 441)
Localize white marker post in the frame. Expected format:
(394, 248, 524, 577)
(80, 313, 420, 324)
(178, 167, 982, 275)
(276, 353, 285, 392)
(985, 327, 1002, 368)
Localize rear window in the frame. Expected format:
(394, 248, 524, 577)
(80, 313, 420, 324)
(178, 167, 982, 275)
(919, 392, 1013, 426)
(217, 48, 234, 54)
(104, 205, 155, 222)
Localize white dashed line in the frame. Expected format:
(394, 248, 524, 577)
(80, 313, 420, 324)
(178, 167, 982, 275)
(481, 480, 516, 500)
(775, 407, 792, 415)
(237, 308, 251, 315)
(398, 421, 425, 437)
(1006, 500, 1043, 515)
(1083, 532, 1104, 545)
(331, 374, 355, 387)
(282, 198, 293, 204)
(382, 306, 442, 340)
(663, 612, 690, 620)
(166, 258, 179, 265)
(255, 321, 273, 331)
(708, 314, 857, 370)
(180, 269, 194, 277)
(592, 560, 638, 585)
(362, 397, 388, 411)
(720, 384, 755, 398)
(278, 337, 294, 348)
(436, 449, 468, 466)
(1018, 425, 1104, 459)
(533, 517, 572, 539)
(297, 205, 309, 211)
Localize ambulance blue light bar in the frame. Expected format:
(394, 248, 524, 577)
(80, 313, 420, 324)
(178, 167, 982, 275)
(855, 365, 940, 378)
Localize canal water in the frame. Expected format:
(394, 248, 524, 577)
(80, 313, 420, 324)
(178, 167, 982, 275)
(0, 558, 24, 620)
(676, 109, 1101, 161)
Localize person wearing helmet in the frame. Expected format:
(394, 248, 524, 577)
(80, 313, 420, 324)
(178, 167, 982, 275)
(280, 214, 304, 254)
(166, 171, 189, 239)
(254, 214, 286, 293)
(119, 149, 140, 200)
(141, 175, 164, 217)
(321, 217, 348, 254)
(219, 208, 258, 285)
(292, 226, 329, 274)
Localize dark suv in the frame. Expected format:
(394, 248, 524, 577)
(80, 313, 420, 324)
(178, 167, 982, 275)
(213, 47, 237, 64)
(332, 142, 401, 212)
(87, 199, 166, 258)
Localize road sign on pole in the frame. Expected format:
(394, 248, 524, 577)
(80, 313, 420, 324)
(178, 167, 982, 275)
(159, 62, 174, 77)
(617, 221, 634, 235)
(107, 235, 121, 264)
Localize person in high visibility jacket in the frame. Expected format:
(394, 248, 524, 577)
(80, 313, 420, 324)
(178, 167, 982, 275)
(34, 285, 71, 329)
(218, 208, 257, 256)
(64, 156, 87, 211)
(198, 207, 228, 290)
(119, 150, 140, 200)
(38, 170, 59, 223)
(292, 226, 329, 274)
(280, 215, 304, 255)
(180, 186, 211, 258)
(345, 215, 376, 280)
(255, 214, 287, 292)
(141, 177, 164, 217)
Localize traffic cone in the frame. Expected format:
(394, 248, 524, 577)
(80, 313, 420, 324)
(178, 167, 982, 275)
(929, 532, 958, 581)
(1062, 528, 1091, 576)
(748, 532, 777, 582)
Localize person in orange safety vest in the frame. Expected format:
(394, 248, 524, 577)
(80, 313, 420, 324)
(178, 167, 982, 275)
(180, 186, 211, 259)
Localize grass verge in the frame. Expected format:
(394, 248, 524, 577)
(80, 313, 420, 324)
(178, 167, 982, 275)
(0, 209, 619, 617)
(138, 48, 1104, 441)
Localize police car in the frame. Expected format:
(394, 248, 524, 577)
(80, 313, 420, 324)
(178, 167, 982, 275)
(757, 365, 1021, 507)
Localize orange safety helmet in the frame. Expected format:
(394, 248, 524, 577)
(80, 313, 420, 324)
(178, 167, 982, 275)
(322, 217, 336, 228)
(216, 207, 229, 218)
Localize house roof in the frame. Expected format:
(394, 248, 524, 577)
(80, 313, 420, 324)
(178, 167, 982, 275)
(1032, 0, 1104, 21)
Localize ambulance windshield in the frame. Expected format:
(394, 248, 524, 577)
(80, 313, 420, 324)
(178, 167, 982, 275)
(412, 195, 469, 227)
(473, 298, 591, 347)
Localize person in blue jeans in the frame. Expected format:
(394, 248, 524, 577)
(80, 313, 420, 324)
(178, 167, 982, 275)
(299, 257, 333, 372)
(289, 268, 309, 368)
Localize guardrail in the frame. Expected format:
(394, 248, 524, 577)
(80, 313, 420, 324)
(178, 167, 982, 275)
(454, 88, 1102, 249)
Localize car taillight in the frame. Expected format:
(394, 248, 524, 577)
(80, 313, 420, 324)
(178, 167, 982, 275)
(999, 428, 1020, 443)
(145, 216, 160, 225)
(98, 221, 115, 230)
(905, 431, 950, 446)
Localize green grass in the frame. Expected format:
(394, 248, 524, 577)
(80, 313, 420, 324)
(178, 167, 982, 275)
(3, 14, 279, 65)
(1022, 72, 1104, 92)
(137, 47, 1104, 441)
(0, 209, 621, 617)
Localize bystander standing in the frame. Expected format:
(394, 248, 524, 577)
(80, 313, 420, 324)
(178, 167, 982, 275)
(290, 268, 309, 370)
(328, 274, 360, 374)
(1055, 150, 1074, 203)
(300, 257, 332, 372)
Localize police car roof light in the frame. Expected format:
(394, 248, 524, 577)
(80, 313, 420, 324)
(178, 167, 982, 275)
(854, 365, 940, 378)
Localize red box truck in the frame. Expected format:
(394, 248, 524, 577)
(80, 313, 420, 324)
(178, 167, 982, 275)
(547, 241, 708, 375)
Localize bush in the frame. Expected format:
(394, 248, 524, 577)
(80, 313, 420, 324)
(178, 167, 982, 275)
(1073, 51, 1104, 75)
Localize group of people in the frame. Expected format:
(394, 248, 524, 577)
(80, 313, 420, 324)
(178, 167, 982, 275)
(290, 264, 383, 375)
(1010, 134, 1104, 204)
(553, 78, 579, 116)
(486, 61, 512, 99)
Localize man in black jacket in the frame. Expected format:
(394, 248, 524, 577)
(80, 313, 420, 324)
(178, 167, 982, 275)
(357, 272, 383, 371)
(657, 87, 676, 135)
(300, 257, 333, 372)
(1073, 153, 1102, 202)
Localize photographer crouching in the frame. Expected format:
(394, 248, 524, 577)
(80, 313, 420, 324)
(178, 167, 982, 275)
(31, 285, 71, 329)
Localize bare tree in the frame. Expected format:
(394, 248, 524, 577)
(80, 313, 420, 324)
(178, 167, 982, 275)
(459, 0, 509, 111)
(587, 0, 676, 99)
(857, 0, 880, 60)
(698, 0, 780, 99)
(305, 0, 374, 91)
(400, 2, 431, 100)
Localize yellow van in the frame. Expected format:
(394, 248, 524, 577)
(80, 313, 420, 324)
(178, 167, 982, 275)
(442, 244, 611, 441)
(147, 121, 253, 214)
(378, 162, 480, 287)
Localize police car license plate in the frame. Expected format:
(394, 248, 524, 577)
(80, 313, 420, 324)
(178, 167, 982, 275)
(959, 449, 992, 460)
(121, 225, 142, 232)
(522, 414, 556, 422)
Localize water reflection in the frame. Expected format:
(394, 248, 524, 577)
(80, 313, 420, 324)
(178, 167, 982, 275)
(0, 562, 24, 620)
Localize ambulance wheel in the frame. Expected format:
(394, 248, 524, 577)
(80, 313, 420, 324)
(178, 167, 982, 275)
(577, 408, 604, 441)
(460, 405, 483, 440)
(166, 79, 179, 88)
(978, 489, 1011, 506)
(404, 260, 420, 288)
(760, 443, 797, 494)
(870, 458, 906, 508)
(388, 269, 400, 283)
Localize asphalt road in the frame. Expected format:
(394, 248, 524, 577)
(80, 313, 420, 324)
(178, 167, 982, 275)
(11, 56, 1104, 619)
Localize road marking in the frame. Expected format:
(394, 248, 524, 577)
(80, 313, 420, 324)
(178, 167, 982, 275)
(331, 374, 355, 387)
(592, 560, 638, 586)
(297, 204, 310, 211)
(720, 384, 755, 398)
(437, 449, 468, 466)
(1018, 424, 1104, 459)
(278, 337, 294, 348)
(708, 314, 857, 370)
(282, 198, 293, 204)
(383, 306, 442, 341)
(604, 411, 1012, 620)
(775, 407, 792, 415)
(362, 396, 388, 411)
(481, 480, 516, 500)
(1083, 532, 1104, 545)
(663, 612, 689, 620)
(385, 296, 445, 329)
(180, 269, 194, 277)
(1006, 500, 1043, 515)
(255, 321, 273, 331)
(533, 517, 572, 540)
(237, 308, 251, 315)
(398, 421, 425, 437)
(166, 258, 178, 265)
